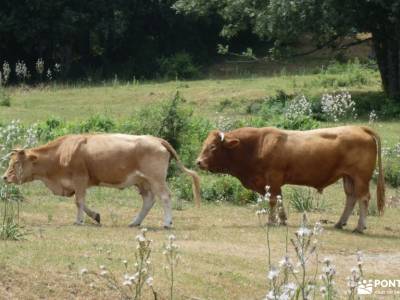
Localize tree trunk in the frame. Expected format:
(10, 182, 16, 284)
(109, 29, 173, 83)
(372, 28, 400, 100)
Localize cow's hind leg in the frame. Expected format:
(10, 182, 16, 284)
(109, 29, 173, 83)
(129, 186, 155, 227)
(335, 176, 357, 229)
(152, 182, 173, 229)
(353, 179, 370, 234)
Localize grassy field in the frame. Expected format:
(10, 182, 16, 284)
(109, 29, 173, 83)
(1, 63, 400, 299)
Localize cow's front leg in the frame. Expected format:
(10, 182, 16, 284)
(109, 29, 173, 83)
(74, 190, 86, 225)
(84, 205, 101, 224)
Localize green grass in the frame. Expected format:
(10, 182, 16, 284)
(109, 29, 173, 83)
(0, 64, 382, 123)
(1, 62, 400, 299)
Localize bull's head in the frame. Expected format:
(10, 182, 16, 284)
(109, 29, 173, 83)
(196, 130, 240, 173)
(2, 149, 37, 184)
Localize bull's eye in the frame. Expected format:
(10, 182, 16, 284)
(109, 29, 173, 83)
(209, 145, 216, 151)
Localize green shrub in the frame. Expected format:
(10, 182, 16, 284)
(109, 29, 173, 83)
(78, 115, 115, 133)
(170, 174, 258, 205)
(287, 187, 325, 212)
(158, 91, 193, 152)
(0, 88, 10, 107)
(383, 160, 400, 187)
(37, 117, 64, 141)
(0, 183, 25, 241)
(275, 115, 319, 130)
(158, 52, 200, 79)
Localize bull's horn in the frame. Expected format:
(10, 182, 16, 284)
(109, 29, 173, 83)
(219, 131, 225, 142)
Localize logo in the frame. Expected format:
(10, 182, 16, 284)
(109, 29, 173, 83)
(357, 279, 400, 295)
(357, 280, 373, 295)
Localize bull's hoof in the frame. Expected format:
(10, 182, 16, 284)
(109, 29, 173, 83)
(128, 222, 141, 228)
(352, 228, 364, 234)
(334, 222, 346, 229)
(94, 213, 101, 224)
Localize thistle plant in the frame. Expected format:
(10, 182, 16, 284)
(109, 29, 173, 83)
(347, 251, 364, 300)
(284, 95, 312, 121)
(46, 68, 53, 81)
(319, 258, 336, 299)
(321, 90, 356, 122)
(2, 61, 11, 85)
(80, 228, 163, 299)
(15, 60, 29, 82)
(163, 234, 180, 300)
(0, 120, 38, 167)
(36, 58, 45, 81)
(368, 110, 378, 124)
(255, 186, 272, 226)
(54, 63, 61, 73)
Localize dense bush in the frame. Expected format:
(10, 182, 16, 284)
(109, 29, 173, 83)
(0, 88, 11, 107)
(158, 52, 200, 80)
(171, 174, 258, 205)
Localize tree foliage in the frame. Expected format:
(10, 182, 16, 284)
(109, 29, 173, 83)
(0, 0, 222, 80)
(175, 0, 400, 99)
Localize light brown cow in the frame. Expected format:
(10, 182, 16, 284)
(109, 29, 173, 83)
(196, 126, 385, 233)
(2, 134, 201, 228)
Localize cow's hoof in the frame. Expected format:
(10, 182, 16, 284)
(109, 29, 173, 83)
(352, 228, 364, 234)
(334, 223, 345, 229)
(94, 213, 101, 224)
(73, 221, 84, 226)
(128, 222, 141, 228)
(163, 222, 173, 230)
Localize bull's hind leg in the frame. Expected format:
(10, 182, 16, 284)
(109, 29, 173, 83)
(335, 176, 357, 229)
(129, 186, 155, 227)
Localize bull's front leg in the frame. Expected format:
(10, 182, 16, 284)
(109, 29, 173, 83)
(268, 187, 286, 225)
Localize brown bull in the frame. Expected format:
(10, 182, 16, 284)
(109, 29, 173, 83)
(2, 134, 201, 228)
(196, 126, 384, 233)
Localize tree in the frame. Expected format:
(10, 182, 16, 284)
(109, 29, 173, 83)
(174, 0, 400, 99)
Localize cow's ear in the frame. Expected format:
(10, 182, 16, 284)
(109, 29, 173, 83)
(223, 137, 240, 149)
(28, 153, 38, 162)
(12, 149, 25, 156)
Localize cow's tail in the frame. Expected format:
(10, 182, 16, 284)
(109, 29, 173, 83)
(160, 139, 201, 207)
(363, 127, 385, 215)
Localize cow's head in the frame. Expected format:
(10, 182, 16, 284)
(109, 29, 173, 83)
(196, 130, 240, 173)
(2, 149, 37, 184)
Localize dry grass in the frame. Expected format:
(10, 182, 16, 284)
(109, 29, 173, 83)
(0, 180, 399, 299)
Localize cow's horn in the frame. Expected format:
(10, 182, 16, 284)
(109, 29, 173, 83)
(219, 131, 225, 142)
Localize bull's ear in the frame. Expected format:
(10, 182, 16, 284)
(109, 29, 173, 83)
(223, 137, 240, 149)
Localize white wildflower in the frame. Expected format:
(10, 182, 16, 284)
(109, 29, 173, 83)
(267, 267, 279, 280)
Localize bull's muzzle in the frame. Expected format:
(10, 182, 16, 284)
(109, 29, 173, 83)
(196, 159, 206, 170)
(2, 175, 8, 182)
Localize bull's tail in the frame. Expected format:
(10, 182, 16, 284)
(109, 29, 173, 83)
(160, 139, 201, 207)
(363, 127, 385, 215)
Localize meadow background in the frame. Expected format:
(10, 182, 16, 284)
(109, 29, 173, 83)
(0, 56, 400, 299)
(1, 1, 400, 298)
